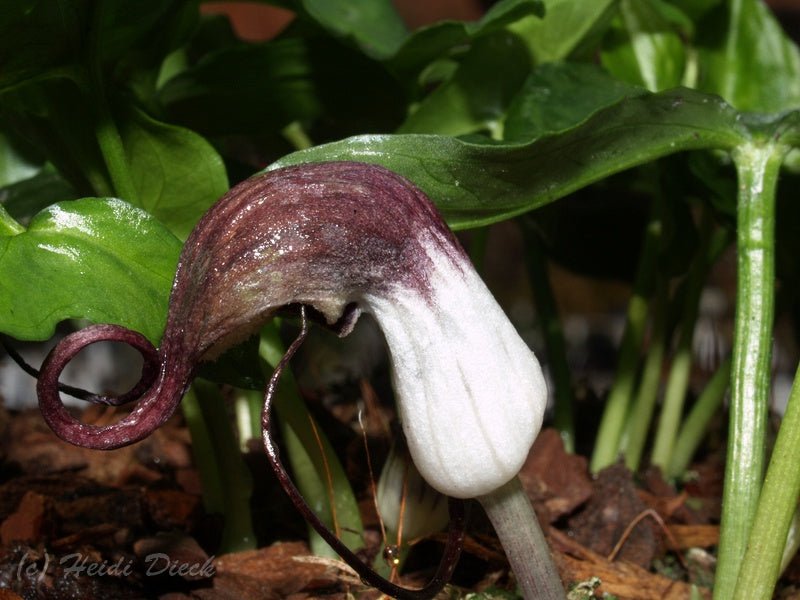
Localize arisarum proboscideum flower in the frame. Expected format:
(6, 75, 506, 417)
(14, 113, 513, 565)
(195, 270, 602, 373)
(35, 162, 563, 599)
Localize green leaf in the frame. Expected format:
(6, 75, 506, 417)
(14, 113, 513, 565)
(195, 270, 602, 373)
(387, 0, 543, 84)
(0, 131, 41, 187)
(0, 0, 86, 92)
(272, 88, 748, 229)
(1, 164, 76, 223)
(158, 39, 320, 136)
(504, 62, 644, 141)
(697, 0, 800, 112)
(93, 0, 199, 66)
(0, 198, 181, 342)
(601, 0, 687, 91)
(291, 0, 408, 60)
(120, 106, 228, 239)
(1, 80, 113, 197)
(398, 31, 531, 138)
(670, 0, 721, 23)
(507, 0, 618, 64)
(159, 36, 405, 141)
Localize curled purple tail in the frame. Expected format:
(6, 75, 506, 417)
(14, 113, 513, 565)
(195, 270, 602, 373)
(36, 324, 190, 450)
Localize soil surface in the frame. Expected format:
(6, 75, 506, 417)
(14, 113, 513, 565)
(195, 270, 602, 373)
(0, 394, 764, 600)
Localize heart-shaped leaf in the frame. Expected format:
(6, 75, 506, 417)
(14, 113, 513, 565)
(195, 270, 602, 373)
(0, 198, 180, 342)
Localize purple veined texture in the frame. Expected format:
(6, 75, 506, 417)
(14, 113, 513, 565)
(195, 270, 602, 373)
(34, 161, 480, 599)
(35, 161, 546, 597)
(36, 161, 465, 451)
(36, 323, 179, 449)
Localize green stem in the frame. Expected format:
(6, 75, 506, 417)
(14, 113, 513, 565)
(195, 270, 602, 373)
(182, 385, 224, 515)
(651, 222, 729, 472)
(622, 279, 668, 471)
(234, 388, 263, 449)
(733, 360, 800, 599)
(183, 381, 257, 553)
(93, 87, 138, 202)
(281, 121, 314, 151)
(88, 4, 138, 203)
(780, 507, 800, 575)
(667, 356, 732, 479)
(478, 477, 564, 599)
(714, 143, 785, 600)
(0, 204, 24, 235)
(590, 201, 662, 472)
(525, 234, 575, 452)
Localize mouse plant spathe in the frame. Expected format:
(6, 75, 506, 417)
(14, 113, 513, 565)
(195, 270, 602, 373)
(36, 161, 562, 598)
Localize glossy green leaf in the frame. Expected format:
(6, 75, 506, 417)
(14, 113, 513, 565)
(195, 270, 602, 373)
(507, 0, 618, 63)
(0, 204, 22, 236)
(697, 0, 800, 112)
(398, 32, 531, 138)
(504, 62, 643, 141)
(387, 0, 543, 84)
(120, 106, 228, 239)
(601, 0, 686, 91)
(273, 88, 748, 229)
(0, 198, 181, 342)
(292, 0, 408, 59)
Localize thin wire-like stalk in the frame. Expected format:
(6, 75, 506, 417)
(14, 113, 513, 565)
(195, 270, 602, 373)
(714, 143, 785, 600)
(261, 308, 468, 599)
(733, 360, 800, 599)
(258, 322, 364, 555)
(478, 476, 564, 599)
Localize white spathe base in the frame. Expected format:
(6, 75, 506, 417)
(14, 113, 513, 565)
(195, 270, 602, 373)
(364, 233, 547, 499)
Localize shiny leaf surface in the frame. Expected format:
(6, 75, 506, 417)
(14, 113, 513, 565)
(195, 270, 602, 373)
(0, 198, 181, 342)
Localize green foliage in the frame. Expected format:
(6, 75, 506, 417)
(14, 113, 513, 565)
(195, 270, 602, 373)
(274, 87, 749, 229)
(0, 198, 180, 342)
(119, 106, 228, 239)
(4, 0, 800, 596)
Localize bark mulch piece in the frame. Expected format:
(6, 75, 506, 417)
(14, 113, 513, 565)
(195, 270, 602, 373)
(0, 409, 729, 598)
(567, 462, 661, 569)
(551, 528, 711, 599)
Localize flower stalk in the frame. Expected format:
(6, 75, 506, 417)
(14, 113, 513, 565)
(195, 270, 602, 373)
(714, 142, 786, 600)
(479, 476, 563, 600)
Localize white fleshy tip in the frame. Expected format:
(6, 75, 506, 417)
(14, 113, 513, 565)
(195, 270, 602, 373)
(364, 233, 547, 499)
